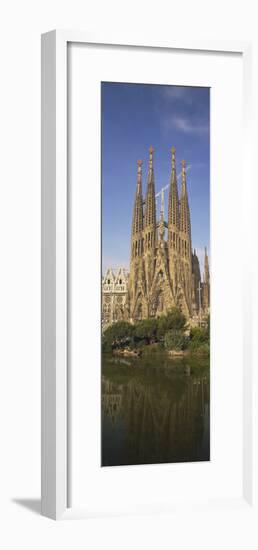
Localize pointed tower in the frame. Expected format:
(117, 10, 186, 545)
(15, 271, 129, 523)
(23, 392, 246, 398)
(168, 147, 180, 228)
(144, 146, 156, 249)
(180, 160, 191, 237)
(204, 247, 210, 285)
(143, 146, 157, 297)
(129, 159, 147, 321)
(130, 159, 144, 264)
(202, 247, 210, 313)
(179, 160, 192, 315)
(191, 249, 201, 314)
(168, 146, 180, 290)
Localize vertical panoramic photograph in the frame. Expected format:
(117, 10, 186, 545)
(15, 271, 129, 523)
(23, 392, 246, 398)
(101, 82, 210, 467)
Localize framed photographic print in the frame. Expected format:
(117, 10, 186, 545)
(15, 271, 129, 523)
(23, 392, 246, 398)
(41, 30, 254, 520)
(101, 82, 210, 468)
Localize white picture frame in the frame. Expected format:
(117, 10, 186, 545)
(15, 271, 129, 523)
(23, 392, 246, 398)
(41, 30, 254, 520)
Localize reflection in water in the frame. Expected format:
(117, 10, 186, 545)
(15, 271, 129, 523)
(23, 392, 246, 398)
(102, 354, 210, 466)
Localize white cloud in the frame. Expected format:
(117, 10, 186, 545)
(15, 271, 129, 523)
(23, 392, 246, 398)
(162, 86, 193, 103)
(161, 113, 209, 136)
(171, 115, 209, 135)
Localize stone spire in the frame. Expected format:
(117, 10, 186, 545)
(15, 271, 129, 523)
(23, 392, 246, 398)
(144, 146, 156, 228)
(192, 249, 201, 311)
(168, 146, 180, 228)
(180, 160, 191, 237)
(158, 188, 165, 241)
(204, 247, 210, 285)
(202, 247, 210, 313)
(179, 159, 192, 317)
(132, 160, 144, 235)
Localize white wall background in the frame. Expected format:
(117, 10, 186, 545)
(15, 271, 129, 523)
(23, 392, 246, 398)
(1, 0, 258, 548)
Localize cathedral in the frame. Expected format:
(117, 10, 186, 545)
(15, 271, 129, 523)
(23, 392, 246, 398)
(102, 146, 210, 328)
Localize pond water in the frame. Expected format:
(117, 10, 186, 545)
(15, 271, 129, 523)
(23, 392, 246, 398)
(102, 352, 210, 467)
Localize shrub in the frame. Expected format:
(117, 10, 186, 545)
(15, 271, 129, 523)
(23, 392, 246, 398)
(134, 318, 158, 342)
(156, 315, 168, 339)
(189, 326, 208, 344)
(189, 341, 210, 355)
(166, 308, 186, 330)
(103, 321, 134, 340)
(157, 308, 186, 339)
(164, 329, 187, 351)
(102, 321, 135, 351)
(188, 325, 210, 353)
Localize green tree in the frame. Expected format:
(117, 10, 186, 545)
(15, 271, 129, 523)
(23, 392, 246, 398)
(188, 325, 209, 353)
(102, 321, 135, 351)
(157, 308, 186, 339)
(134, 318, 158, 343)
(166, 308, 186, 330)
(189, 326, 208, 343)
(156, 314, 168, 340)
(164, 329, 187, 351)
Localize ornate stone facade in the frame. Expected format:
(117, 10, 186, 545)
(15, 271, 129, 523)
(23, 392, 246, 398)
(127, 147, 210, 322)
(102, 147, 210, 328)
(102, 268, 129, 329)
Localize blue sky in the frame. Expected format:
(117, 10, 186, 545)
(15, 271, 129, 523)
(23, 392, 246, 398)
(102, 82, 210, 275)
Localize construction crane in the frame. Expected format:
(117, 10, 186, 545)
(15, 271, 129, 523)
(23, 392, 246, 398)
(155, 164, 192, 213)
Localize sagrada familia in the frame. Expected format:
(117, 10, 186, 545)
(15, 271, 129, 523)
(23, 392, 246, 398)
(102, 147, 210, 328)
